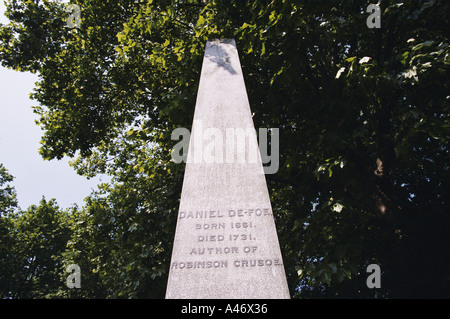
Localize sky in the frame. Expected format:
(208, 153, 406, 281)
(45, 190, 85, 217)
(0, 3, 106, 210)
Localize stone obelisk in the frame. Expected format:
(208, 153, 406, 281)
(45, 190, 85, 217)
(166, 39, 290, 299)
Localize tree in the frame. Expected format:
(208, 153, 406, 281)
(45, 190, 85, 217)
(0, 163, 72, 298)
(61, 167, 181, 298)
(9, 198, 73, 298)
(1, 0, 449, 298)
(0, 164, 17, 216)
(0, 164, 18, 298)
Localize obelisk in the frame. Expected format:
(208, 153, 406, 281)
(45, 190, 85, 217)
(166, 39, 290, 299)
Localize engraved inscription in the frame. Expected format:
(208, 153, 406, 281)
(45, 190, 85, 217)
(198, 235, 225, 242)
(178, 208, 271, 219)
(172, 207, 282, 272)
(170, 258, 283, 270)
(229, 234, 256, 241)
(171, 261, 228, 269)
(228, 208, 271, 217)
(230, 222, 253, 229)
(190, 247, 239, 255)
(189, 246, 257, 255)
(196, 223, 226, 230)
(234, 259, 283, 267)
(179, 210, 225, 219)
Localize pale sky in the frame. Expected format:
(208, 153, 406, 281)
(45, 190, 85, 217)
(0, 3, 106, 210)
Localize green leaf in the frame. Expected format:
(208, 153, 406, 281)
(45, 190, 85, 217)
(412, 40, 435, 51)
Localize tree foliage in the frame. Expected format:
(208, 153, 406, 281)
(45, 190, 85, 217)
(1, 0, 449, 298)
(0, 172, 72, 299)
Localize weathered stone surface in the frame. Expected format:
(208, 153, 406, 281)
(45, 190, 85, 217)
(165, 39, 290, 299)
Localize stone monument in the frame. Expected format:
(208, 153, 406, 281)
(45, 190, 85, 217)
(166, 39, 290, 299)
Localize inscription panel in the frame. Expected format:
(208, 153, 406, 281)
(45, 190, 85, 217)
(170, 207, 284, 271)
